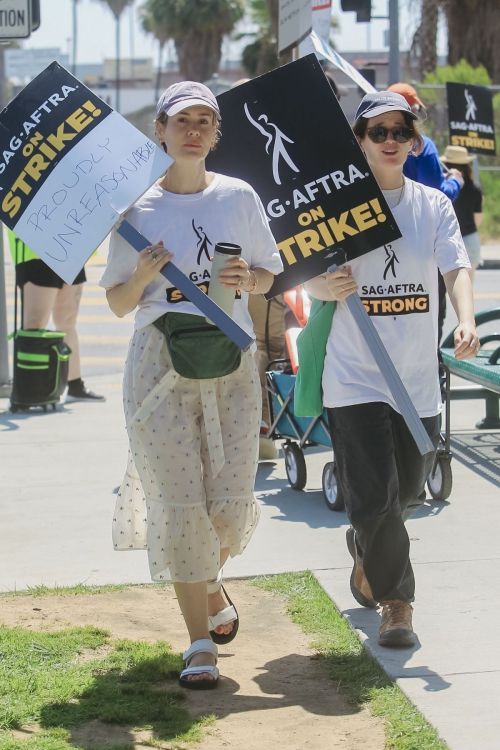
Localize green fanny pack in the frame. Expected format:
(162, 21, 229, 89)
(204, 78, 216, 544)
(153, 312, 241, 380)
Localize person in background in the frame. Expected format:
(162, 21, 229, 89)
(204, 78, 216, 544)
(441, 145, 483, 284)
(101, 81, 282, 689)
(387, 83, 464, 200)
(305, 91, 477, 648)
(9, 231, 105, 402)
(387, 82, 465, 389)
(248, 293, 287, 459)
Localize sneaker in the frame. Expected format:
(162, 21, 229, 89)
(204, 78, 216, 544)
(379, 600, 416, 648)
(346, 527, 377, 608)
(66, 379, 106, 402)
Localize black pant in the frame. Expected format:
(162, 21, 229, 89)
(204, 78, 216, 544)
(327, 403, 440, 603)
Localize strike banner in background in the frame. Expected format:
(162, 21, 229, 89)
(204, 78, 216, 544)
(446, 81, 496, 156)
(208, 54, 400, 297)
(0, 62, 171, 283)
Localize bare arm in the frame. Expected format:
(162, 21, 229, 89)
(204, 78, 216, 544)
(474, 211, 483, 229)
(304, 265, 358, 301)
(105, 242, 172, 317)
(443, 267, 478, 359)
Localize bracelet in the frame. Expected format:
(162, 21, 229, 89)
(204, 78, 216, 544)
(243, 269, 258, 293)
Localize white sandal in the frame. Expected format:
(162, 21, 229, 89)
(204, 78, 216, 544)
(179, 638, 219, 690)
(207, 571, 239, 645)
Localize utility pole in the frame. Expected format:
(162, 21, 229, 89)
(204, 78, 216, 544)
(71, 0, 77, 74)
(388, 0, 400, 85)
(0, 44, 10, 394)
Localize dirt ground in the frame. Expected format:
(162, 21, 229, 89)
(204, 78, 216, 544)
(0, 582, 385, 750)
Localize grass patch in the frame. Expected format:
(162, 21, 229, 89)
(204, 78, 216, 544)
(254, 572, 448, 750)
(0, 622, 210, 750)
(0, 584, 129, 599)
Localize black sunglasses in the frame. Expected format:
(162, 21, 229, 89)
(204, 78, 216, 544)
(366, 125, 414, 144)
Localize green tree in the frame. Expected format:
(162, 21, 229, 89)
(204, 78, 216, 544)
(94, 0, 135, 110)
(139, 0, 245, 82)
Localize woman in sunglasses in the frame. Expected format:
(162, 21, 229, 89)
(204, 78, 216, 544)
(305, 91, 477, 649)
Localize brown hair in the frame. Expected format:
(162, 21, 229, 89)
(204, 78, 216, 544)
(155, 110, 221, 152)
(353, 111, 424, 155)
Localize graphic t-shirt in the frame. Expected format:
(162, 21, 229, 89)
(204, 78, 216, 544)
(99, 174, 283, 336)
(322, 179, 470, 418)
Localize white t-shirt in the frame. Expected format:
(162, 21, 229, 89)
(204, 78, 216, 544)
(322, 179, 471, 418)
(99, 173, 283, 336)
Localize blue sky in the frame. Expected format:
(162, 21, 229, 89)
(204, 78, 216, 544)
(24, 0, 443, 64)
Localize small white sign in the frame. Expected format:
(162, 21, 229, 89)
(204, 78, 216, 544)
(279, 0, 312, 54)
(0, 0, 31, 39)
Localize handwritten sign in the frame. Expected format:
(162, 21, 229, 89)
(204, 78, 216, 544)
(208, 55, 400, 297)
(0, 61, 171, 283)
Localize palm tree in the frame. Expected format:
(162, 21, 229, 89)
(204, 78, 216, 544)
(409, 0, 438, 78)
(241, 0, 279, 76)
(138, 0, 245, 81)
(95, 0, 135, 110)
(443, 0, 500, 83)
(410, 0, 500, 84)
(139, 0, 172, 100)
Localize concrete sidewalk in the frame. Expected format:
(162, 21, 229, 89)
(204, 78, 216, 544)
(1, 244, 500, 749)
(1, 369, 500, 750)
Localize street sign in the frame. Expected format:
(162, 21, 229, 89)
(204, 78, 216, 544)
(0, 0, 31, 39)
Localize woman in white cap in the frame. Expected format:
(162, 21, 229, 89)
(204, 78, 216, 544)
(304, 91, 478, 649)
(441, 144, 483, 283)
(100, 81, 282, 689)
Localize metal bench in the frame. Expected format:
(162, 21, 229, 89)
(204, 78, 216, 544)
(441, 307, 500, 429)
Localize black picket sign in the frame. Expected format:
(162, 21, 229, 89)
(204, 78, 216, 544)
(446, 82, 496, 156)
(208, 55, 401, 297)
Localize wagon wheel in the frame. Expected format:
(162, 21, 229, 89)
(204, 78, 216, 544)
(322, 461, 345, 511)
(427, 454, 453, 501)
(283, 442, 307, 490)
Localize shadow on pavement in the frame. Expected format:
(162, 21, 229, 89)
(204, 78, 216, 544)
(255, 460, 348, 529)
(450, 431, 500, 489)
(343, 607, 452, 693)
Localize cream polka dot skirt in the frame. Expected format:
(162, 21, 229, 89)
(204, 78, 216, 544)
(112, 324, 262, 583)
